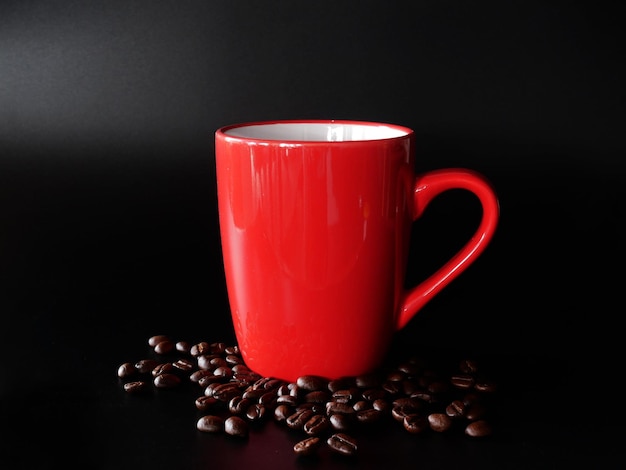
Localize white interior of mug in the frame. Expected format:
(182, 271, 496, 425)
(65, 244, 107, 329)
(223, 122, 409, 142)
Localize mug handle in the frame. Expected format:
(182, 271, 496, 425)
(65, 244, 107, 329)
(396, 168, 500, 330)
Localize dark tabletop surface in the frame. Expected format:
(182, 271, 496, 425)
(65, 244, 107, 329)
(1, 1, 625, 468)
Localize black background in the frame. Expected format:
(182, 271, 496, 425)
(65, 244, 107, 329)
(1, 1, 625, 468)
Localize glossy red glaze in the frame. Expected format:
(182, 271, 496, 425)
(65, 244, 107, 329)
(215, 120, 499, 382)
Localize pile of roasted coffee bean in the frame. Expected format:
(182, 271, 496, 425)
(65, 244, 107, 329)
(117, 335, 498, 458)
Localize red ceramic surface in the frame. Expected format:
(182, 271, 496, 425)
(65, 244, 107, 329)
(215, 120, 499, 382)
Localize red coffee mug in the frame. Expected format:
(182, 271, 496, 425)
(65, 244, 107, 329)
(215, 120, 499, 382)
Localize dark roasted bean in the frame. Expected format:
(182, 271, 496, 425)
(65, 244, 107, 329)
(246, 403, 267, 421)
(117, 362, 136, 379)
(224, 345, 240, 355)
(296, 375, 328, 391)
(152, 362, 175, 377)
(190, 342, 210, 357)
(303, 414, 330, 435)
(274, 404, 292, 422)
(356, 408, 382, 424)
(153, 373, 181, 389)
(173, 358, 195, 372)
(198, 375, 223, 388)
(327, 433, 358, 456)
(123, 381, 148, 393)
(148, 335, 169, 347)
(362, 388, 386, 402)
(428, 413, 453, 432)
(276, 395, 298, 406)
(294, 436, 321, 456)
(225, 354, 243, 365)
(210, 357, 229, 369)
(386, 371, 406, 382)
(326, 402, 355, 416)
(332, 389, 356, 403)
(286, 409, 315, 430)
(304, 390, 330, 404)
(474, 379, 497, 393)
(403, 414, 428, 434)
(242, 388, 265, 401)
(210, 342, 227, 354)
(154, 340, 175, 355)
(352, 400, 369, 412)
(196, 415, 224, 433)
(450, 374, 474, 389)
(258, 390, 278, 408)
(465, 402, 487, 420)
(175, 341, 190, 353)
(328, 377, 356, 392)
(224, 416, 249, 437)
(459, 358, 478, 375)
(212, 383, 241, 401)
(465, 420, 492, 437)
(355, 373, 381, 389)
(329, 413, 352, 431)
(372, 398, 389, 412)
(195, 396, 219, 411)
(213, 366, 233, 379)
(445, 399, 467, 418)
(189, 369, 213, 383)
(197, 354, 219, 371)
(135, 359, 159, 374)
(229, 396, 252, 415)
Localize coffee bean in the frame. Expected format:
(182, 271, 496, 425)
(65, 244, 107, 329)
(465, 402, 487, 420)
(117, 362, 136, 379)
(428, 413, 452, 432)
(274, 404, 292, 422)
(294, 436, 321, 456)
(229, 396, 252, 415)
(153, 373, 181, 389)
(304, 390, 330, 404)
(328, 377, 356, 393)
(474, 379, 498, 393)
(303, 414, 330, 435)
(286, 409, 315, 430)
(403, 414, 428, 434)
(190, 369, 213, 383)
(190, 342, 211, 357)
(356, 408, 382, 424)
(459, 358, 479, 375)
(148, 335, 169, 347)
(445, 399, 467, 418)
(450, 374, 475, 389)
(152, 362, 175, 377)
(195, 396, 219, 411)
(135, 359, 159, 374)
(465, 420, 492, 437)
(355, 373, 381, 389)
(173, 358, 195, 372)
(196, 415, 224, 433)
(296, 375, 329, 392)
(327, 433, 358, 456)
(175, 341, 191, 353)
(329, 413, 352, 431)
(154, 340, 175, 355)
(212, 382, 241, 401)
(123, 381, 148, 394)
(245, 403, 267, 421)
(224, 416, 249, 437)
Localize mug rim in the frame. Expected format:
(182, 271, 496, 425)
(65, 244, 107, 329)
(216, 119, 414, 144)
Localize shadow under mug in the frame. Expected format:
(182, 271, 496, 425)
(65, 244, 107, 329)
(215, 120, 499, 382)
